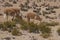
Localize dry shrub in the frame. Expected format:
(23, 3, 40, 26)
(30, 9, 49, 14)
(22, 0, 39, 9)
(20, 21, 39, 33)
(12, 28, 22, 36)
(41, 33, 51, 38)
(57, 28, 60, 36)
(38, 22, 51, 38)
(0, 21, 16, 31)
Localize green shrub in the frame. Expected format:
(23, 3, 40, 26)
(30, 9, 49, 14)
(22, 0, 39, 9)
(0, 21, 22, 36)
(3, 21, 16, 29)
(0, 21, 16, 31)
(38, 22, 51, 38)
(47, 21, 59, 26)
(41, 33, 51, 38)
(14, 17, 23, 24)
(14, 17, 20, 23)
(40, 21, 59, 26)
(11, 28, 20, 36)
(20, 22, 28, 30)
(39, 24, 51, 34)
(39, 22, 47, 27)
(1, 23, 8, 31)
(21, 22, 39, 33)
(57, 28, 60, 36)
(0, 23, 4, 29)
(0, 23, 8, 31)
(15, 17, 29, 30)
(28, 22, 39, 33)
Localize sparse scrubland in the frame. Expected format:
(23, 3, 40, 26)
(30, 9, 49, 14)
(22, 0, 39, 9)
(0, 0, 60, 40)
(0, 16, 59, 38)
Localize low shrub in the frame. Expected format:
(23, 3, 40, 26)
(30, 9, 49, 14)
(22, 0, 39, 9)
(20, 21, 52, 38)
(57, 28, 60, 36)
(14, 17, 24, 24)
(47, 21, 59, 26)
(1, 24, 8, 31)
(21, 22, 39, 33)
(28, 22, 39, 33)
(0, 23, 4, 29)
(11, 28, 20, 36)
(39, 23, 51, 34)
(20, 22, 28, 30)
(3, 21, 16, 29)
(38, 22, 51, 38)
(0, 21, 16, 31)
(41, 33, 51, 38)
(40, 21, 59, 26)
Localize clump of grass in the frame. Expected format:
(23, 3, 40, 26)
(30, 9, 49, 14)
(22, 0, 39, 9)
(41, 33, 51, 38)
(0, 21, 22, 36)
(11, 28, 21, 36)
(47, 21, 59, 26)
(0, 23, 4, 29)
(39, 21, 59, 38)
(39, 22, 51, 33)
(40, 21, 59, 26)
(0, 21, 16, 31)
(57, 28, 60, 36)
(28, 22, 39, 33)
(14, 17, 24, 24)
(38, 22, 51, 38)
(4, 21, 16, 28)
(20, 20, 58, 38)
(20, 21, 52, 38)
(20, 21, 28, 30)
(20, 21, 40, 33)
(14, 17, 29, 30)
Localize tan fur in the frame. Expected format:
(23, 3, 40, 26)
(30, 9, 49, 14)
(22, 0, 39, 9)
(4, 8, 21, 21)
(4, 8, 16, 16)
(4, 8, 20, 15)
(35, 15, 42, 21)
(26, 12, 42, 22)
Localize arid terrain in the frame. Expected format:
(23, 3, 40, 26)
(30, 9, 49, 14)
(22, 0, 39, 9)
(0, 0, 60, 40)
